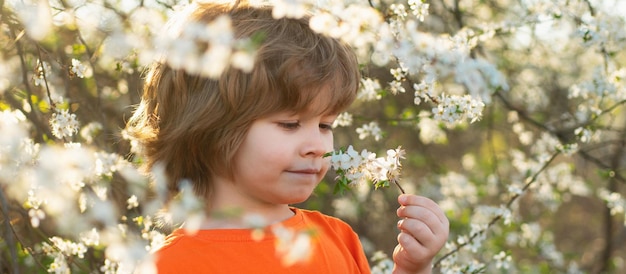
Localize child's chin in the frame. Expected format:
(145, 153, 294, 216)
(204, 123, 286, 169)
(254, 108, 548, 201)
(284, 190, 315, 204)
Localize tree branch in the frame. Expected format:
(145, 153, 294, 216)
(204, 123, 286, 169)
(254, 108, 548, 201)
(0, 186, 19, 274)
(433, 151, 560, 268)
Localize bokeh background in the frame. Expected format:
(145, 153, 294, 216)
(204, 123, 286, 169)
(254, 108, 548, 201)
(1, 0, 626, 273)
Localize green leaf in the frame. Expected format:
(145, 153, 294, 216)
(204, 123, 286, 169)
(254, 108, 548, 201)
(73, 44, 87, 55)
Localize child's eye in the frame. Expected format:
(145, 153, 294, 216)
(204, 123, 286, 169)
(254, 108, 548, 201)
(278, 122, 300, 130)
(319, 123, 333, 131)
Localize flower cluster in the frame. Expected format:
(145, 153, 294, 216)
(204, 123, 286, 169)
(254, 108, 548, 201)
(328, 145, 405, 193)
(49, 109, 80, 139)
(155, 10, 257, 78)
(598, 188, 626, 225)
(307, 3, 384, 57)
(356, 122, 383, 141)
(332, 112, 353, 128)
(370, 250, 394, 274)
(358, 78, 383, 101)
(408, 0, 429, 22)
(431, 94, 486, 124)
(42, 237, 88, 274)
(493, 251, 512, 270)
(269, 0, 308, 19)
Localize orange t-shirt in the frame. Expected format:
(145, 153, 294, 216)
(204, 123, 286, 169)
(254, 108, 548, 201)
(155, 208, 371, 273)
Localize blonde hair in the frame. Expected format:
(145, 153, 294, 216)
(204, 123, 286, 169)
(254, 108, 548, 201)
(125, 1, 360, 200)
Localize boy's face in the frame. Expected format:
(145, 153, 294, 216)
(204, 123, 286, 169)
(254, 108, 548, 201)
(228, 109, 337, 206)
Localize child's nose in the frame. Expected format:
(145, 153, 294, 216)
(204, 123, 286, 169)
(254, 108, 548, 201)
(301, 129, 328, 157)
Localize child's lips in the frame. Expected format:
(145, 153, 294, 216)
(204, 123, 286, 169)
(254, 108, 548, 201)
(287, 168, 320, 175)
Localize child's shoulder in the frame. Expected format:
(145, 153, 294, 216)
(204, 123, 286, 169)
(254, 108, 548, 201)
(296, 207, 344, 221)
(294, 207, 354, 232)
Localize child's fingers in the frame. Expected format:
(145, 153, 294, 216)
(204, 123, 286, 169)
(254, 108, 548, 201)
(397, 206, 440, 229)
(397, 194, 449, 228)
(393, 194, 449, 273)
(397, 205, 448, 239)
(397, 215, 444, 251)
(397, 217, 430, 234)
(396, 194, 449, 252)
(396, 231, 430, 258)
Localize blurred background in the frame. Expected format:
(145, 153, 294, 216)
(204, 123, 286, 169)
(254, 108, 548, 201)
(1, 0, 626, 273)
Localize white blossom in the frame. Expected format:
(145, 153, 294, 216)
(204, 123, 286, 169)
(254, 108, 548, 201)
(431, 94, 485, 124)
(80, 122, 103, 144)
(95, 152, 122, 177)
(271, 0, 308, 19)
(493, 251, 512, 269)
(417, 112, 447, 144)
(599, 189, 625, 218)
(271, 224, 313, 266)
(50, 109, 80, 139)
(70, 58, 88, 78)
(408, 0, 429, 22)
(80, 228, 101, 247)
(29, 208, 46, 227)
(389, 4, 408, 20)
(330, 145, 404, 190)
(100, 259, 119, 274)
(309, 12, 340, 38)
(33, 59, 52, 86)
(370, 250, 394, 274)
(12, 0, 53, 41)
(388, 80, 406, 94)
(127, 195, 139, 209)
(356, 122, 383, 141)
(230, 50, 256, 72)
(358, 78, 382, 101)
(332, 112, 353, 128)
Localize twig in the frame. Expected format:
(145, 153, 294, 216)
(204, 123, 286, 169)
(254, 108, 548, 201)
(0, 186, 20, 274)
(391, 178, 406, 194)
(36, 45, 56, 110)
(597, 117, 626, 273)
(433, 151, 560, 268)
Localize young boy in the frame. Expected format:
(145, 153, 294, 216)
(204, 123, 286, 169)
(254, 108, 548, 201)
(126, 1, 449, 273)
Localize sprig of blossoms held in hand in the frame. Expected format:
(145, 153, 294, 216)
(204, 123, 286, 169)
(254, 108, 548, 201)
(327, 145, 405, 194)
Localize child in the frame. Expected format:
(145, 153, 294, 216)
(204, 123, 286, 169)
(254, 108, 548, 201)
(126, 1, 449, 273)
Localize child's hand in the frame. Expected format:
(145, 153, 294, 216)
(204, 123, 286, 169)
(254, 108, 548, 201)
(392, 194, 449, 274)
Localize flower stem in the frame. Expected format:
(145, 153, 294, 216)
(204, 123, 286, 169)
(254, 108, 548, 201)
(392, 179, 405, 194)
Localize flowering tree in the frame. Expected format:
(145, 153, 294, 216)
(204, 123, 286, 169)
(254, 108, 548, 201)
(1, 0, 625, 273)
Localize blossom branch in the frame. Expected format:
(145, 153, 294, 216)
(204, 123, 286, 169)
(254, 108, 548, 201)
(328, 146, 406, 194)
(496, 90, 626, 185)
(36, 45, 56, 110)
(433, 151, 560, 268)
(6, 23, 53, 141)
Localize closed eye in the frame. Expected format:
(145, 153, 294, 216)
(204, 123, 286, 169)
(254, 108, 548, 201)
(278, 122, 300, 130)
